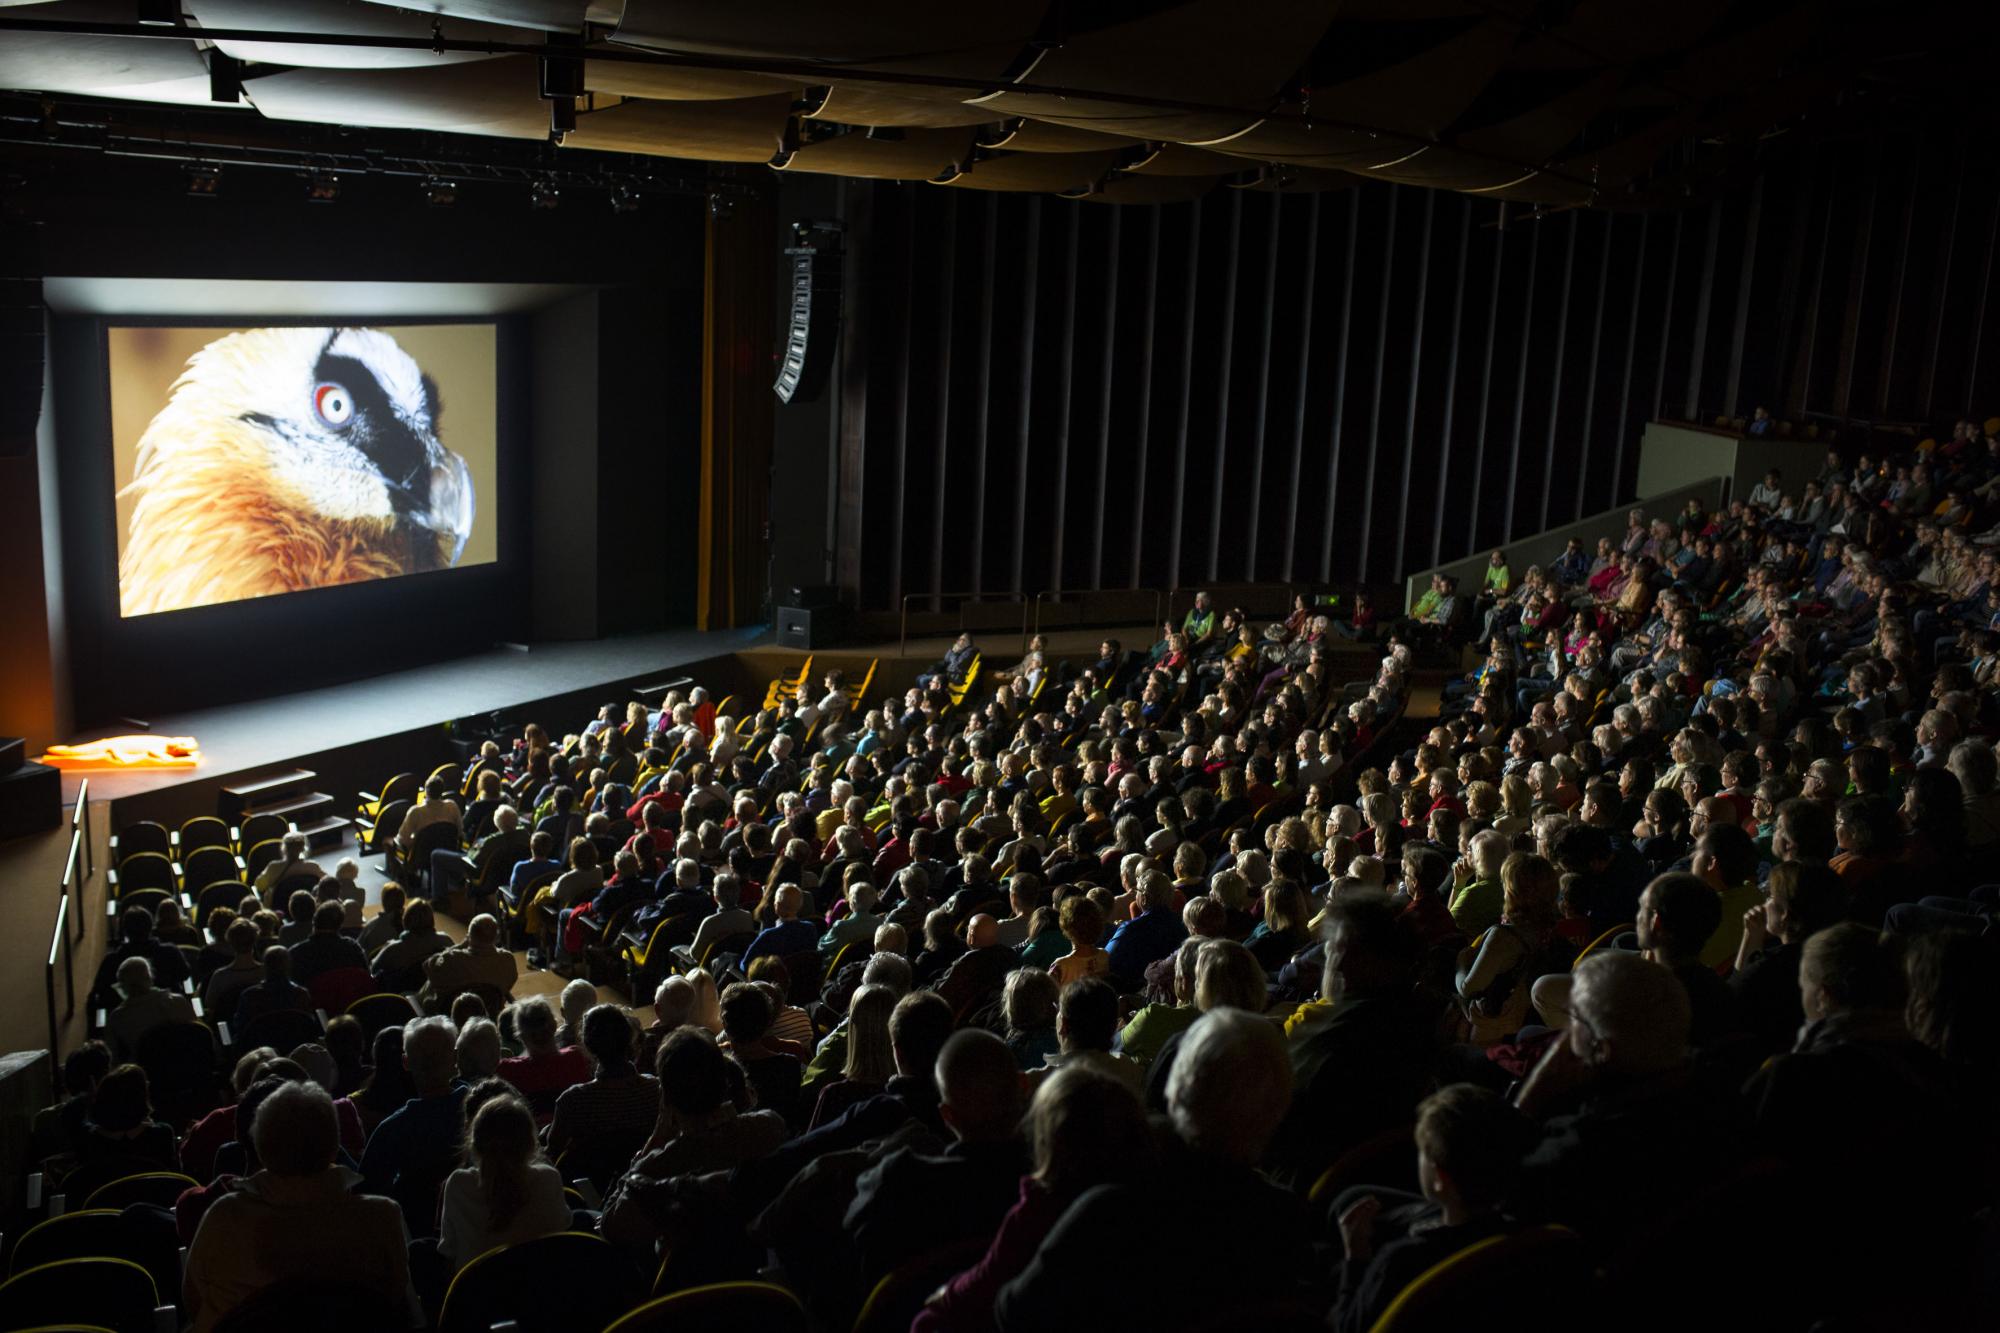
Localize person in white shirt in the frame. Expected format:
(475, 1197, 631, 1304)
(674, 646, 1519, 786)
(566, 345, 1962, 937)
(439, 1092, 571, 1272)
(108, 956, 195, 1059)
(254, 832, 328, 896)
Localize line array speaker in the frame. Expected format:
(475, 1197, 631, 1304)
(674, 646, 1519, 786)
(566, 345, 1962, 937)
(774, 245, 841, 404)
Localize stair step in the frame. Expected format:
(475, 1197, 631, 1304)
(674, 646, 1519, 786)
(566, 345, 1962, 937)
(243, 791, 335, 823)
(295, 814, 351, 853)
(220, 768, 316, 815)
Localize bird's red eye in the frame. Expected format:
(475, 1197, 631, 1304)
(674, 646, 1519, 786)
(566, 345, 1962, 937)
(314, 382, 353, 427)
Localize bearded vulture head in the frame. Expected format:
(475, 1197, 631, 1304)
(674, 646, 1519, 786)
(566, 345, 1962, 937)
(119, 326, 476, 616)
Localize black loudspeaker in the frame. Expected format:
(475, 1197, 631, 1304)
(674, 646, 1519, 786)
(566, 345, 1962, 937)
(0, 741, 61, 840)
(774, 245, 841, 404)
(776, 604, 844, 650)
(0, 222, 45, 458)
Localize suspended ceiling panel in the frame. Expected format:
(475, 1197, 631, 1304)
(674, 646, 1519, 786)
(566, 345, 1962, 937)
(976, 0, 1342, 144)
(812, 82, 999, 130)
(356, 1, 620, 33)
(983, 118, 1140, 154)
(582, 54, 800, 102)
(612, 0, 1050, 82)
(0, 0, 226, 104)
(775, 126, 976, 180)
(0, 0, 1987, 207)
(245, 54, 548, 137)
(565, 91, 795, 161)
(940, 149, 1126, 193)
(188, 0, 515, 69)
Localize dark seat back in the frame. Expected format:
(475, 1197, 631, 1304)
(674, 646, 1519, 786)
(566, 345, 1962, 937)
(438, 1232, 642, 1333)
(0, 1255, 161, 1333)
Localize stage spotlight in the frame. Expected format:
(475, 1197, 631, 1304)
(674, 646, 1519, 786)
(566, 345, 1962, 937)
(865, 125, 906, 142)
(304, 170, 340, 203)
(136, 0, 180, 26)
(208, 51, 244, 105)
(529, 180, 560, 210)
(608, 183, 639, 214)
(184, 163, 220, 198)
(423, 177, 459, 207)
(708, 192, 735, 221)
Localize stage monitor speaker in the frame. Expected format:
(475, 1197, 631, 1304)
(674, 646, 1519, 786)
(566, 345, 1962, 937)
(776, 604, 844, 650)
(0, 747, 61, 840)
(773, 245, 841, 404)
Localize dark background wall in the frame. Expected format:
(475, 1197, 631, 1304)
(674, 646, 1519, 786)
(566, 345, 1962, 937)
(797, 128, 2000, 613)
(9, 154, 705, 728)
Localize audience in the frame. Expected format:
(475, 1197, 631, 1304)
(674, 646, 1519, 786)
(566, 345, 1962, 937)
(65, 464, 2000, 1330)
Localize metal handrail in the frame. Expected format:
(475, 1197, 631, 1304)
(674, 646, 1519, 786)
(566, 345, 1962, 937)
(71, 779, 92, 944)
(1029, 587, 1169, 651)
(898, 589, 1030, 659)
(46, 891, 68, 1064)
(901, 581, 1335, 659)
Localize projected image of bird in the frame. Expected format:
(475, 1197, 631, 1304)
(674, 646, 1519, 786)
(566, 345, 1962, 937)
(118, 327, 475, 616)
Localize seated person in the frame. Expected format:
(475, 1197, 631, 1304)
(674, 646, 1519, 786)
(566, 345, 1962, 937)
(287, 899, 369, 986)
(546, 1004, 660, 1186)
(437, 1093, 571, 1273)
(1329, 1083, 1535, 1333)
(185, 1081, 418, 1332)
(106, 955, 195, 1059)
(496, 996, 592, 1125)
(370, 900, 452, 992)
(358, 1015, 467, 1234)
(416, 914, 519, 1013)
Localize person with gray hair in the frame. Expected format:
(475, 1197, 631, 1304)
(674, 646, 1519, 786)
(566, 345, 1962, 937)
(1511, 951, 1740, 1247)
(253, 829, 328, 896)
(418, 913, 518, 1013)
(1104, 867, 1189, 989)
(739, 882, 818, 973)
(817, 880, 884, 962)
(685, 868, 757, 965)
(995, 1008, 1307, 1331)
(456, 1017, 503, 1082)
(358, 1014, 467, 1231)
(185, 1080, 419, 1331)
(107, 953, 195, 1059)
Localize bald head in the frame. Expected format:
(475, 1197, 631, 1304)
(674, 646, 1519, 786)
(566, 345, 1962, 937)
(966, 913, 1000, 949)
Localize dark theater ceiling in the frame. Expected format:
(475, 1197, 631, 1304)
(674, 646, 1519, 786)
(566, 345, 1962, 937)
(0, 1, 1993, 205)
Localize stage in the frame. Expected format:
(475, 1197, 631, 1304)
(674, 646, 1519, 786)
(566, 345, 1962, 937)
(57, 625, 769, 814)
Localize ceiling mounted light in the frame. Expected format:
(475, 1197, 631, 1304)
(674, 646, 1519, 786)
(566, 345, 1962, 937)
(304, 170, 340, 203)
(208, 51, 244, 105)
(529, 180, 560, 210)
(184, 163, 219, 198)
(136, 0, 180, 26)
(549, 97, 576, 144)
(865, 125, 906, 142)
(423, 177, 458, 207)
(608, 183, 639, 214)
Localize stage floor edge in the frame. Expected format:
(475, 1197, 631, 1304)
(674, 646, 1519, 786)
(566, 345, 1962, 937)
(59, 625, 769, 807)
